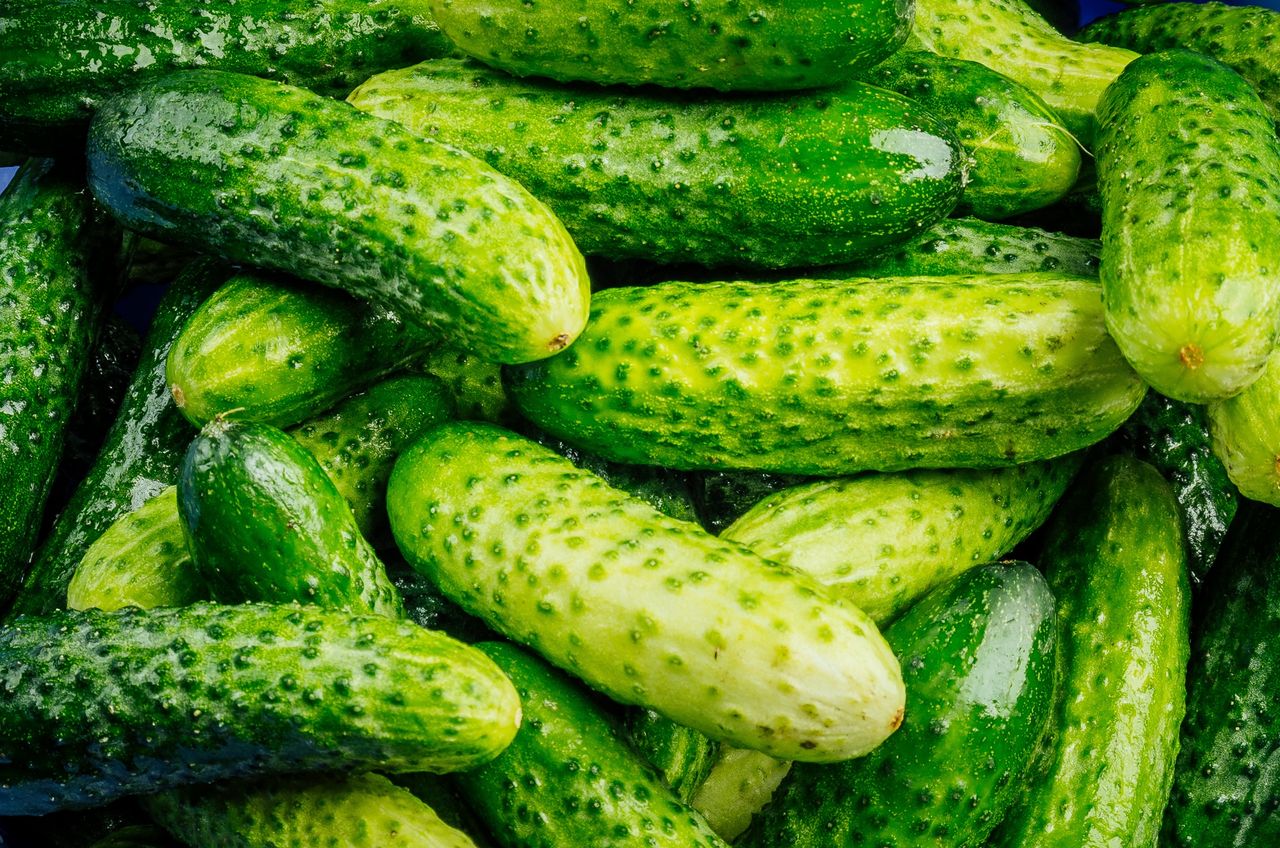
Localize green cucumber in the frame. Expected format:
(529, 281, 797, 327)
(993, 456, 1189, 848)
(723, 457, 1080, 625)
(740, 562, 1057, 848)
(859, 51, 1080, 220)
(180, 419, 402, 617)
(0, 602, 521, 815)
(1207, 351, 1280, 506)
(0, 0, 450, 153)
(506, 275, 1146, 475)
(1161, 501, 1280, 846)
(689, 748, 792, 842)
(691, 472, 813, 536)
(388, 423, 905, 763)
(8, 259, 226, 619)
(1081, 3, 1280, 121)
(417, 347, 512, 424)
(455, 641, 728, 848)
(908, 0, 1137, 145)
(623, 710, 719, 804)
(88, 70, 590, 365)
(429, 0, 908, 92)
(1097, 50, 1280, 403)
(348, 58, 965, 269)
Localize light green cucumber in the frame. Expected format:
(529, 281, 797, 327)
(1208, 351, 1280, 506)
(690, 748, 792, 842)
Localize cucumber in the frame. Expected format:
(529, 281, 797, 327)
(180, 419, 403, 617)
(908, 0, 1137, 145)
(348, 58, 965, 269)
(993, 456, 1189, 848)
(0, 602, 521, 815)
(7, 259, 225, 619)
(1081, 3, 1280, 121)
(88, 70, 590, 364)
(454, 641, 728, 848)
(417, 346, 512, 424)
(689, 748, 791, 841)
(394, 773, 500, 848)
(723, 456, 1080, 625)
(0, 0, 451, 153)
(506, 275, 1146, 475)
(1097, 50, 1280, 403)
(691, 472, 813, 536)
(1162, 501, 1280, 847)
(623, 709, 719, 804)
(387, 423, 905, 763)
(1207, 351, 1280, 507)
(859, 51, 1080, 220)
(429, 0, 909, 92)
(740, 563, 1057, 848)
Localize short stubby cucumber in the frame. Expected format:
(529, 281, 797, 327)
(388, 423, 905, 763)
(0, 602, 521, 814)
(348, 59, 965, 269)
(455, 642, 728, 848)
(506, 276, 1147, 476)
(624, 709, 720, 803)
(429, 0, 909, 92)
(994, 456, 1189, 848)
(859, 51, 1080, 220)
(1097, 50, 1280, 402)
(740, 563, 1057, 848)
(0, 0, 451, 153)
(1207, 351, 1280, 507)
(87, 70, 590, 364)
(723, 457, 1080, 624)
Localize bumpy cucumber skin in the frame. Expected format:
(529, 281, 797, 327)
(741, 563, 1056, 848)
(388, 423, 905, 763)
(167, 273, 435, 428)
(88, 70, 589, 364)
(8, 260, 225, 620)
(429, 0, 909, 92)
(1162, 502, 1280, 847)
(180, 420, 402, 617)
(993, 457, 1189, 848)
(624, 710, 719, 804)
(507, 276, 1146, 475)
(1098, 50, 1280, 403)
(1207, 352, 1280, 507)
(690, 748, 791, 842)
(908, 0, 1136, 145)
(724, 457, 1079, 624)
(455, 642, 728, 848)
(0, 602, 521, 815)
(691, 472, 812, 535)
(417, 346, 512, 424)
(1082, 3, 1280, 121)
(861, 51, 1080, 220)
(0, 0, 450, 152)
(348, 59, 965, 269)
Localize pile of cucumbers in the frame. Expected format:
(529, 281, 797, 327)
(1, 0, 1279, 846)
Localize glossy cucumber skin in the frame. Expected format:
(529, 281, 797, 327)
(994, 456, 1189, 848)
(388, 423, 905, 763)
(1208, 352, 1280, 506)
(0, 0, 450, 152)
(348, 59, 965, 269)
(455, 642, 728, 848)
(624, 710, 719, 804)
(180, 420, 402, 617)
(1162, 502, 1280, 847)
(429, 0, 909, 92)
(88, 70, 590, 364)
(723, 456, 1080, 624)
(8, 259, 225, 620)
(860, 51, 1080, 220)
(0, 602, 521, 814)
(1098, 51, 1280, 403)
(507, 276, 1146, 475)
(741, 563, 1056, 848)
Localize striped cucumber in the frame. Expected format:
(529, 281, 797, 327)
(1207, 351, 1280, 506)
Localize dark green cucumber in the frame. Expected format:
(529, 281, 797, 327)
(180, 420, 402, 617)
(88, 70, 589, 364)
(348, 58, 965, 269)
(1207, 352, 1280, 507)
(429, 0, 908, 92)
(994, 456, 1189, 848)
(7, 259, 225, 620)
(0, 602, 520, 815)
(388, 423, 905, 763)
(506, 275, 1146, 475)
(1162, 501, 1280, 846)
(859, 51, 1080, 220)
(417, 346, 512, 424)
(1081, 3, 1280, 121)
(740, 563, 1057, 848)
(455, 642, 728, 848)
(1097, 49, 1280, 402)
(624, 710, 719, 804)
(691, 472, 813, 536)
